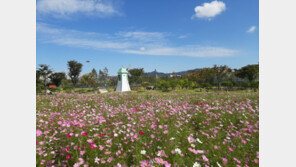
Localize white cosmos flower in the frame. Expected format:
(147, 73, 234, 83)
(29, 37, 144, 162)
(157, 151, 161, 156)
(141, 150, 146, 155)
(216, 162, 222, 167)
(193, 162, 201, 167)
(114, 133, 118, 137)
(170, 137, 175, 140)
(175, 148, 182, 154)
(94, 157, 100, 164)
(196, 138, 203, 144)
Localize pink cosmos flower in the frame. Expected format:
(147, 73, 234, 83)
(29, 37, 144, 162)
(139, 130, 144, 135)
(140, 160, 149, 167)
(254, 159, 259, 164)
(66, 154, 71, 160)
(187, 136, 195, 143)
(90, 143, 97, 149)
(36, 129, 42, 137)
(228, 147, 234, 152)
(132, 108, 139, 111)
(202, 155, 209, 162)
(81, 132, 88, 136)
(233, 158, 241, 164)
(222, 157, 228, 164)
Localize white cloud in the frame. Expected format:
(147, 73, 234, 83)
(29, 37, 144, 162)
(37, 0, 118, 17)
(247, 26, 256, 33)
(178, 35, 187, 39)
(123, 46, 236, 58)
(117, 31, 166, 42)
(37, 23, 237, 58)
(193, 1, 226, 19)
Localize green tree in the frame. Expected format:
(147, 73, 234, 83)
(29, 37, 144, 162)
(36, 70, 42, 86)
(169, 79, 179, 90)
(67, 60, 83, 87)
(98, 67, 109, 88)
(129, 68, 144, 86)
(49, 72, 66, 87)
(37, 64, 52, 87)
(235, 64, 259, 82)
(213, 65, 230, 90)
(80, 73, 97, 89)
(188, 68, 216, 85)
(179, 79, 189, 89)
(157, 80, 170, 92)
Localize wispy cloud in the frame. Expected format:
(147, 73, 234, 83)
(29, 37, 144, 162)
(37, 0, 119, 18)
(123, 46, 236, 58)
(192, 1, 226, 20)
(246, 26, 256, 33)
(37, 23, 237, 58)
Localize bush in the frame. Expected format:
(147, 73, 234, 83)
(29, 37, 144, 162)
(131, 87, 145, 92)
(201, 83, 212, 89)
(250, 81, 259, 88)
(240, 81, 250, 88)
(141, 82, 151, 87)
(36, 87, 45, 94)
(62, 85, 74, 93)
(49, 88, 61, 92)
(157, 80, 170, 92)
(221, 81, 233, 87)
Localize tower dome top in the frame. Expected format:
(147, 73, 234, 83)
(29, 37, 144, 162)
(118, 67, 128, 74)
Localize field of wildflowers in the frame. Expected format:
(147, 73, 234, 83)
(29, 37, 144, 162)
(36, 91, 259, 167)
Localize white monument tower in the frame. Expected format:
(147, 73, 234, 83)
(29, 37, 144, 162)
(116, 67, 131, 92)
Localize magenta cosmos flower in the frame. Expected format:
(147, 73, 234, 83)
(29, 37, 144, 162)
(36, 129, 42, 137)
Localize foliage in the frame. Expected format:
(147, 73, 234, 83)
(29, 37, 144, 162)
(213, 65, 231, 90)
(80, 73, 97, 89)
(98, 67, 109, 88)
(235, 64, 259, 82)
(37, 64, 53, 87)
(129, 68, 144, 85)
(200, 83, 212, 89)
(49, 87, 61, 92)
(62, 85, 74, 93)
(157, 80, 170, 92)
(179, 79, 189, 89)
(67, 60, 83, 87)
(250, 81, 259, 89)
(188, 68, 216, 84)
(36, 86, 45, 94)
(221, 81, 233, 87)
(49, 72, 66, 87)
(141, 82, 151, 87)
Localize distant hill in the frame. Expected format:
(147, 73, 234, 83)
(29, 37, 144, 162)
(144, 68, 202, 77)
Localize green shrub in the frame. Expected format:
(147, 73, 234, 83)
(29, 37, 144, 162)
(221, 81, 233, 87)
(157, 80, 170, 92)
(62, 85, 74, 93)
(250, 81, 259, 88)
(201, 83, 212, 89)
(49, 88, 61, 92)
(36, 87, 45, 94)
(141, 82, 151, 87)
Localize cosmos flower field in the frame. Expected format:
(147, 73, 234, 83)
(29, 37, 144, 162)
(36, 91, 259, 167)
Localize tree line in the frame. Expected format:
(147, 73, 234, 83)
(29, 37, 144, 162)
(36, 60, 259, 92)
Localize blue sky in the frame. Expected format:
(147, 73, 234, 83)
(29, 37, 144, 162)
(36, 0, 258, 75)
